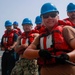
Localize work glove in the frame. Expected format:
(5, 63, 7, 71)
(38, 49, 52, 60)
(55, 53, 69, 64)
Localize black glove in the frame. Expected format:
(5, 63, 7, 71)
(38, 49, 52, 60)
(55, 53, 69, 64)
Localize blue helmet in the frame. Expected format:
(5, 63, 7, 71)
(35, 16, 42, 24)
(5, 20, 12, 27)
(40, 3, 59, 16)
(67, 3, 75, 12)
(13, 21, 18, 26)
(22, 18, 33, 25)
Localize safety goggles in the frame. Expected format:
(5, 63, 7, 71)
(42, 12, 58, 19)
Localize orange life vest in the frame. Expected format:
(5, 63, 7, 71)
(20, 32, 34, 45)
(34, 25, 42, 31)
(38, 25, 45, 34)
(3, 29, 15, 49)
(63, 18, 75, 27)
(38, 25, 72, 66)
(18, 30, 39, 55)
(16, 28, 22, 35)
(58, 20, 71, 26)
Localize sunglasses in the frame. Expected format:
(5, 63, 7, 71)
(42, 12, 58, 19)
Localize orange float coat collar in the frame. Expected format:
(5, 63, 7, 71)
(63, 18, 75, 27)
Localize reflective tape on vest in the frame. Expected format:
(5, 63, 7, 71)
(21, 38, 29, 45)
(40, 34, 52, 49)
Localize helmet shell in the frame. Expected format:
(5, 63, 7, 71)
(13, 21, 18, 26)
(5, 20, 12, 27)
(22, 18, 33, 25)
(67, 3, 75, 12)
(40, 3, 59, 15)
(35, 16, 42, 24)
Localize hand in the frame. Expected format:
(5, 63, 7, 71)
(55, 53, 69, 64)
(8, 46, 13, 50)
(21, 44, 28, 49)
(38, 49, 52, 60)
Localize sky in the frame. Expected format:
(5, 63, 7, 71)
(0, 0, 75, 41)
